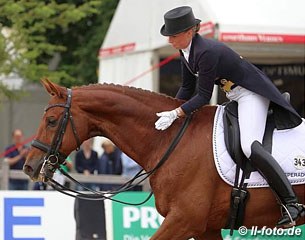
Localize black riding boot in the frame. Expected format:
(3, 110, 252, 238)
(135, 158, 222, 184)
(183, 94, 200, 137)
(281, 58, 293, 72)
(250, 141, 305, 227)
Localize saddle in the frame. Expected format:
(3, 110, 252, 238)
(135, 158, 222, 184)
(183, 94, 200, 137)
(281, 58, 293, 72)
(223, 92, 291, 234)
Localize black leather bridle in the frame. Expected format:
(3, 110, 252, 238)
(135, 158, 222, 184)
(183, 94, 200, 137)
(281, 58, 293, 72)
(31, 88, 81, 175)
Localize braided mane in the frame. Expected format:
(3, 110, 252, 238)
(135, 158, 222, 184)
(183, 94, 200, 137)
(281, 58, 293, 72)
(73, 82, 179, 104)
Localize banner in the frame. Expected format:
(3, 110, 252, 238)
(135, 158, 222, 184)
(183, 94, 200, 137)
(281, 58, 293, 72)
(0, 191, 75, 240)
(2, 191, 303, 239)
(106, 192, 164, 240)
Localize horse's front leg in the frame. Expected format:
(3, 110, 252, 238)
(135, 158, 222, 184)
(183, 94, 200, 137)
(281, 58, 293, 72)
(150, 212, 195, 240)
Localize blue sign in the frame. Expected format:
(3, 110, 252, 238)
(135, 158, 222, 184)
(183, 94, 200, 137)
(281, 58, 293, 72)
(4, 198, 44, 240)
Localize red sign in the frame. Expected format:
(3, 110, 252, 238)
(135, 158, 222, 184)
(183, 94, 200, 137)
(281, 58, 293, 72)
(99, 43, 136, 57)
(199, 21, 215, 36)
(219, 33, 305, 44)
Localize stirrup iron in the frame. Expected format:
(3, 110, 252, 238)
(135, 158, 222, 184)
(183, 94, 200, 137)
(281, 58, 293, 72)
(280, 204, 295, 227)
(279, 203, 305, 228)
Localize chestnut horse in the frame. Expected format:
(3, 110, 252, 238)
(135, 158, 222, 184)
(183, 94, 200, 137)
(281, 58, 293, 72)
(24, 79, 304, 239)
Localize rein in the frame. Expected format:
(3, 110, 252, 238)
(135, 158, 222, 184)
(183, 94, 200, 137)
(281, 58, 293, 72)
(32, 87, 192, 205)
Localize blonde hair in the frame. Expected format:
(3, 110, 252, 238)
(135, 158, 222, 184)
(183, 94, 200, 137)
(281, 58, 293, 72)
(101, 139, 114, 148)
(192, 24, 200, 35)
(185, 24, 200, 37)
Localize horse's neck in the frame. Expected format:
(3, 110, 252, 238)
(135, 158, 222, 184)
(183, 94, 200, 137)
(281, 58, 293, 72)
(75, 85, 179, 171)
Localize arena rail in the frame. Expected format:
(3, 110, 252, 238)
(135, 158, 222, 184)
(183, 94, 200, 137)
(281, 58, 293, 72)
(0, 160, 151, 191)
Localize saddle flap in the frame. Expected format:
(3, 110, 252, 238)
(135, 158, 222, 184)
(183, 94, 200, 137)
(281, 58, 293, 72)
(223, 101, 256, 172)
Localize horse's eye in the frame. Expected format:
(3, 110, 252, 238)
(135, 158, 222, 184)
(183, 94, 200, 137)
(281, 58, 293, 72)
(47, 117, 57, 127)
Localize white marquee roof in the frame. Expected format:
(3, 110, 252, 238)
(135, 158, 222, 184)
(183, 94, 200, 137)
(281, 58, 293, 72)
(100, 0, 305, 58)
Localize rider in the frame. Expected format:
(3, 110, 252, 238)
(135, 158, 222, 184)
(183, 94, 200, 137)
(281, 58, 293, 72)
(155, 6, 305, 227)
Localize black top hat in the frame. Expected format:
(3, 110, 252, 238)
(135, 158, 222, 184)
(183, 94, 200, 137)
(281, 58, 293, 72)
(160, 6, 201, 36)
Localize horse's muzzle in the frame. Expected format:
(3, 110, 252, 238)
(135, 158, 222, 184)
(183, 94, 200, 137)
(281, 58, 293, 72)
(23, 164, 35, 178)
(23, 158, 52, 182)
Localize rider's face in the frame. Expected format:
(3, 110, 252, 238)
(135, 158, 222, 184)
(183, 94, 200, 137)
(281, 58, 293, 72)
(168, 28, 193, 50)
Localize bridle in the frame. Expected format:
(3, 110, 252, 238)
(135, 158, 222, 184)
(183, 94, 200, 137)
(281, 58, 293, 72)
(30, 87, 192, 204)
(31, 88, 81, 176)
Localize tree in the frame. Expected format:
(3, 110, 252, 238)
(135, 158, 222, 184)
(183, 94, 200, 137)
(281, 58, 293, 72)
(50, 0, 119, 86)
(0, 0, 119, 98)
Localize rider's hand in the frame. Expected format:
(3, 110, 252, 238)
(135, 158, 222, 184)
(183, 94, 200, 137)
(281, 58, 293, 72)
(155, 109, 178, 130)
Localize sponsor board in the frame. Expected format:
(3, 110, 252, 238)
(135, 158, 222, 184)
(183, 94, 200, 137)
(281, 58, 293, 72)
(106, 192, 164, 240)
(0, 191, 75, 240)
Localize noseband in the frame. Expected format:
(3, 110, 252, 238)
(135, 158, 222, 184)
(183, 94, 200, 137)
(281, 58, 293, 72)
(32, 88, 81, 174)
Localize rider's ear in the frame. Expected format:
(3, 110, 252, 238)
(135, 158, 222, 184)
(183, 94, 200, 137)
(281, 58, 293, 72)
(41, 78, 63, 98)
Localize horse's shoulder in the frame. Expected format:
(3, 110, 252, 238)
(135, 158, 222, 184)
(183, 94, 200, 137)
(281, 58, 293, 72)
(198, 105, 218, 116)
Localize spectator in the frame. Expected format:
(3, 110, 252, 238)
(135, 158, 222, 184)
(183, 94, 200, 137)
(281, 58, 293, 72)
(4, 129, 29, 190)
(98, 139, 122, 190)
(75, 139, 99, 190)
(121, 152, 142, 191)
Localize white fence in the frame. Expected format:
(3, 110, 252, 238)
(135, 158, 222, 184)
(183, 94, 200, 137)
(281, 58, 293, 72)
(0, 161, 151, 191)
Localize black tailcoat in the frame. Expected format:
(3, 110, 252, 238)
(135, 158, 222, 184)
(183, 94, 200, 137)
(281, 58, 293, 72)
(176, 34, 302, 130)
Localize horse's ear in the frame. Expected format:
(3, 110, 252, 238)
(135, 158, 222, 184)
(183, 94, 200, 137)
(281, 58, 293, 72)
(41, 78, 63, 98)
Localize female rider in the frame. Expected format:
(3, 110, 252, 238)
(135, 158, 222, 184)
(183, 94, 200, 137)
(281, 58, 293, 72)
(155, 6, 304, 227)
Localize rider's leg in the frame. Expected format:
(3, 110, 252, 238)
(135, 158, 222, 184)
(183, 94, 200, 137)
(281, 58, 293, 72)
(236, 88, 269, 158)
(250, 141, 305, 227)
(227, 87, 304, 227)
(226, 86, 269, 158)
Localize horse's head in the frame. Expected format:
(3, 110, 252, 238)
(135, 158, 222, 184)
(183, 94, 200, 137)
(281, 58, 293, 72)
(24, 79, 86, 182)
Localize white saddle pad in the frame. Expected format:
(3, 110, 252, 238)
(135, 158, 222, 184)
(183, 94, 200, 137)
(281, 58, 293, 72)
(213, 105, 305, 188)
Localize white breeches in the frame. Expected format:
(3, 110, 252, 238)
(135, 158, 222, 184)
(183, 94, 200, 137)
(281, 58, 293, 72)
(226, 86, 270, 158)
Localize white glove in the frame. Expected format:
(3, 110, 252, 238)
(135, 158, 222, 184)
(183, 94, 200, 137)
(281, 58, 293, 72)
(155, 109, 178, 130)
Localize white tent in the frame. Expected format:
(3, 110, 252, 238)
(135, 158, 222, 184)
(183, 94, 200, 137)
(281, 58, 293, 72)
(98, 0, 305, 90)
(95, 0, 304, 154)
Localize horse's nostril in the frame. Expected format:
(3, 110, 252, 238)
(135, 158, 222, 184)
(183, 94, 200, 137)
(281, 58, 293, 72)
(23, 165, 33, 177)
